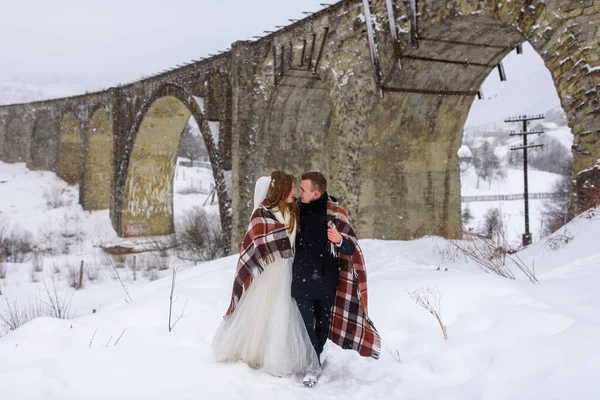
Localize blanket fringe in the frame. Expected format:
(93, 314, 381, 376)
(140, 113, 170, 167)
(258, 253, 275, 270)
(258, 248, 294, 271)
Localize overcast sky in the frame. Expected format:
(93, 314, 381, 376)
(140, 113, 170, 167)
(0, 0, 327, 89)
(466, 42, 562, 128)
(0, 0, 562, 127)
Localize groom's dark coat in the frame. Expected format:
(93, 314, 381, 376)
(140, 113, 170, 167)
(291, 192, 354, 300)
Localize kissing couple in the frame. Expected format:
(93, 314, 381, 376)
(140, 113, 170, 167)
(212, 171, 380, 387)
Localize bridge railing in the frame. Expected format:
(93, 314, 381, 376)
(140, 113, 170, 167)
(461, 192, 564, 203)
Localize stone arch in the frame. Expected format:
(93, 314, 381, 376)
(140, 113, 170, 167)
(351, 1, 600, 240)
(30, 110, 59, 171)
(56, 112, 82, 184)
(0, 117, 7, 160)
(202, 71, 233, 171)
(3, 115, 33, 164)
(116, 83, 231, 243)
(82, 107, 113, 210)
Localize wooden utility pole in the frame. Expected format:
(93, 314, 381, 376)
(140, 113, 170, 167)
(505, 114, 545, 246)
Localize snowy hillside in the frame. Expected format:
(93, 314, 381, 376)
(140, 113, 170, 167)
(0, 160, 217, 329)
(460, 102, 573, 245)
(0, 78, 89, 106)
(1, 160, 600, 399)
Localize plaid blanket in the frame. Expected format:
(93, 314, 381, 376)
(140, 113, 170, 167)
(327, 197, 381, 359)
(225, 200, 292, 315)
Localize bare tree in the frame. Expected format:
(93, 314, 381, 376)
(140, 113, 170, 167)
(473, 142, 502, 189)
(178, 120, 207, 166)
(542, 173, 572, 236)
(462, 205, 474, 226)
(482, 207, 503, 242)
(510, 136, 572, 175)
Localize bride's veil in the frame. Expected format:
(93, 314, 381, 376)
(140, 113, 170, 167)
(253, 176, 271, 213)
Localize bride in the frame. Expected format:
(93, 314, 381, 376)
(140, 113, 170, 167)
(212, 171, 319, 377)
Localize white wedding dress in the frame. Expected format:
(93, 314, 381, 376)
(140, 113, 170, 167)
(212, 208, 320, 377)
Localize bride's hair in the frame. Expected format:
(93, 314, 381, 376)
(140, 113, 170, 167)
(265, 170, 298, 233)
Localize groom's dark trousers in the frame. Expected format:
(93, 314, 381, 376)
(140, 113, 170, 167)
(292, 192, 355, 362)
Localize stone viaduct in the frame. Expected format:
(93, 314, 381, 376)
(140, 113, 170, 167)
(1, 0, 599, 251)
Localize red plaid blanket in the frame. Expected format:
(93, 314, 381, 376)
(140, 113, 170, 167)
(327, 197, 381, 359)
(225, 200, 292, 315)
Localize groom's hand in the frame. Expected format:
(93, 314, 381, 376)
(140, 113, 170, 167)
(327, 226, 342, 245)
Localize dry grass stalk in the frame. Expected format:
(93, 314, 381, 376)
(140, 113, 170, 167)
(408, 287, 448, 340)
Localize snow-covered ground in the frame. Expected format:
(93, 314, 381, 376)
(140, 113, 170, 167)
(459, 111, 572, 246)
(173, 160, 219, 220)
(460, 166, 563, 245)
(0, 160, 217, 327)
(2, 160, 600, 399)
(461, 167, 562, 197)
(0, 160, 217, 249)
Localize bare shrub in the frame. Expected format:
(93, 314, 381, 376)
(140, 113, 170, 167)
(154, 252, 169, 271)
(1, 227, 34, 263)
(29, 264, 40, 283)
(453, 233, 515, 279)
(168, 267, 187, 332)
(86, 263, 100, 282)
(112, 254, 127, 269)
(43, 183, 68, 209)
(72, 212, 85, 253)
(140, 253, 163, 281)
(545, 232, 573, 251)
(0, 298, 45, 331)
(130, 255, 139, 281)
(177, 186, 207, 195)
(408, 287, 448, 340)
(542, 174, 572, 236)
(52, 263, 62, 276)
(148, 238, 173, 267)
(0, 282, 70, 332)
(462, 205, 474, 226)
(31, 250, 44, 272)
(143, 263, 160, 281)
(508, 251, 539, 284)
(66, 263, 84, 289)
(481, 207, 503, 243)
(58, 212, 76, 255)
(0, 218, 8, 256)
(37, 223, 58, 256)
(1, 299, 22, 331)
(176, 207, 226, 261)
(39, 276, 73, 319)
(387, 349, 402, 363)
(0, 238, 8, 261)
(105, 256, 132, 303)
(453, 232, 538, 283)
(433, 238, 465, 271)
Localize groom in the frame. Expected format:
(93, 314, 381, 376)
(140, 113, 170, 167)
(293, 172, 380, 387)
